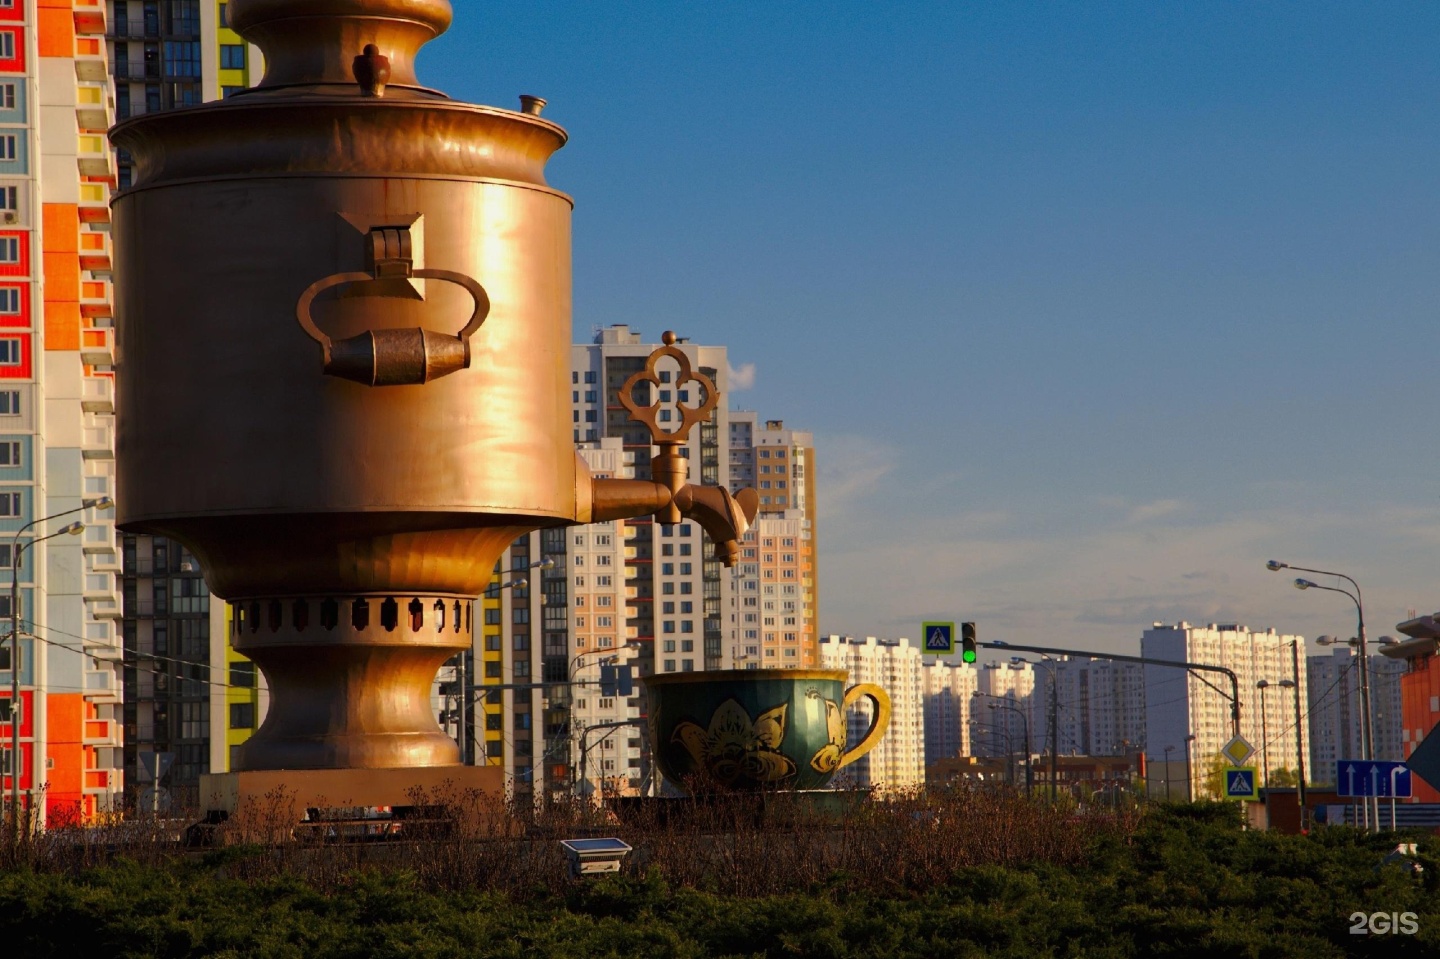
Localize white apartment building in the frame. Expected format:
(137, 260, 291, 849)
(1081, 659, 1147, 756)
(819, 635, 925, 790)
(921, 658, 977, 765)
(1306, 642, 1406, 784)
(1143, 622, 1308, 799)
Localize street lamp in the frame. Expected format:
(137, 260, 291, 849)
(1268, 560, 1376, 832)
(1255, 680, 1272, 787)
(1014, 655, 1062, 802)
(8, 497, 109, 833)
(1163, 744, 1174, 801)
(976, 691, 1031, 798)
(1183, 734, 1196, 802)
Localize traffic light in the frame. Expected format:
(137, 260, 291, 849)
(961, 622, 977, 663)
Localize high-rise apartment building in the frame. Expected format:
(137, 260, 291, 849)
(921, 658, 977, 765)
(728, 412, 817, 668)
(0, 0, 124, 826)
(109, 1, 258, 800)
(109, 2, 257, 185)
(819, 634, 924, 790)
(1143, 622, 1308, 799)
(1306, 643, 1405, 785)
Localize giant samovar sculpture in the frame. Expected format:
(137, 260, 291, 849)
(111, 0, 755, 809)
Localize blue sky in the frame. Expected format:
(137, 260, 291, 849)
(422, 2, 1440, 655)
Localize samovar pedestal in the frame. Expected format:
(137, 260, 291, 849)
(195, 592, 502, 815)
(197, 766, 503, 819)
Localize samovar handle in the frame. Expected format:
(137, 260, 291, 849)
(295, 226, 490, 386)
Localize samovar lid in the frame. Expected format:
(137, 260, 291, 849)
(110, 0, 568, 194)
(227, 0, 453, 98)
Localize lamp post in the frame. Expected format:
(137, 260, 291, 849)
(1183, 734, 1196, 802)
(1255, 680, 1272, 787)
(1014, 655, 1062, 802)
(1163, 744, 1174, 801)
(1267, 560, 1376, 832)
(967, 718, 1012, 786)
(8, 497, 109, 835)
(976, 693, 1031, 798)
(1278, 670, 1305, 825)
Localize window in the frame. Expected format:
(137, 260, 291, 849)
(484, 662, 501, 678)
(663, 659, 676, 672)
(229, 702, 255, 729)
(486, 741, 503, 758)
(679, 563, 692, 575)
(0, 697, 16, 724)
(0, 240, 15, 264)
(681, 659, 694, 671)
(0, 32, 13, 61)
(662, 602, 674, 614)
(0, 136, 15, 161)
(0, 491, 18, 516)
(222, 85, 246, 98)
(679, 543, 691, 556)
(0, 84, 14, 110)
(681, 621, 694, 633)
(485, 633, 501, 651)
(680, 602, 693, 614)
(0, 187, 14, 211)
(661, 563, 674, 575)
(220, 45, 246, 69)
(486, 714, 502, 731)
(0, 442, 17, 466)
(680, 640, 693, 653)
(0, 288, 16, 315)
(229, 661, 256, 687)
(663, 640, 676, 653)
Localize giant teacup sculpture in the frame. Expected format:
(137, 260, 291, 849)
(646, 670, 892, 792)
(110, 0, 758, 811)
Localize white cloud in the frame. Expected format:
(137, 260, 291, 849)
(727, 361, 757, 391)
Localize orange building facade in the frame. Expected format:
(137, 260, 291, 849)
(1388, 615, 1440, 802)
(0, 0, 122, 828)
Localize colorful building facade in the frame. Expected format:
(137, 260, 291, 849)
(0, 0, 123, 827)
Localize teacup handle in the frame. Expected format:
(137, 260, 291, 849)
(838, 682, 892, 769)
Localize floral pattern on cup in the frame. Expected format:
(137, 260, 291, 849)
(672, 698, 797, 787)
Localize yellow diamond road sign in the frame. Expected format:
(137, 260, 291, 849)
(1221, 735, 1255, 768)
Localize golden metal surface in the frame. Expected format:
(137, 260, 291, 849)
(111, 1, 759, 775)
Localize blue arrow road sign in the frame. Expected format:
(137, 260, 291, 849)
(1335, 759, 1412, 798)
(1224, 768, 1257, 799)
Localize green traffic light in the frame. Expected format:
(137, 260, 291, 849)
(962, 648, 977, 663)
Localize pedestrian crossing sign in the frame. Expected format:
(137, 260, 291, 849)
(922, 621, 954, 655)
(1224, 767, 1258, 800)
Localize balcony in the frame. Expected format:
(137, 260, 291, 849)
(80, 327, 113, 366)
(84, 718, 119, 746)
(74, 0, 107, 36)
(81, 375, 114, 413)
(82, 524, 115, 553)
(77, 134, 114, 180)
(86, 545, 121, 573)
(84, 669, 120, 704)
(81, 412, 114, 460)
(74, 38, 108, 83)
(83, 769, 111, 791)
(85, 594, 122, 620)
(79, 231, 112, 274)
(75, 81, 113, 131)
